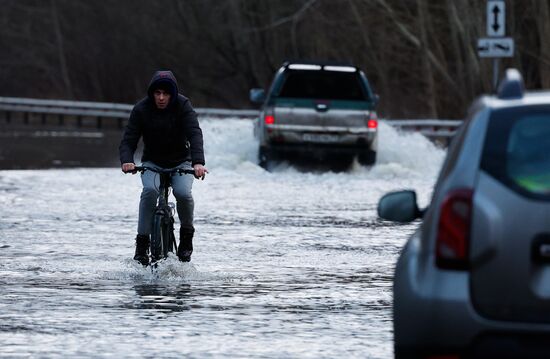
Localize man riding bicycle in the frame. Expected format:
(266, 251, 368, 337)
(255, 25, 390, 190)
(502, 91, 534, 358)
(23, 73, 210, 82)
(119, 70, 207, 265)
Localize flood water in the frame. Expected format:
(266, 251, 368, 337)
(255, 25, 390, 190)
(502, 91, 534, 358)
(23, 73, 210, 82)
(0, 119, 444, 358)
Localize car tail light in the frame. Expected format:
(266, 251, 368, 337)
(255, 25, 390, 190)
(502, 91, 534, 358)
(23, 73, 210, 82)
(367, 112, 378, 129)
(264, 115, 275, 125)
(436, 189, 473, 270)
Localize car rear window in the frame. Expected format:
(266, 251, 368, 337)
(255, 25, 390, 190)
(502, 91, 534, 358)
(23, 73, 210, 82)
(481, 106, 550, 199)
(277, 70, 368, 101)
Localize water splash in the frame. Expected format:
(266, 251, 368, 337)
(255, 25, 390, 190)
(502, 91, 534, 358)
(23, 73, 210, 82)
(102, 255, 254, 283)
(200, 116, 445, 179)
(375, 121, 445, 179)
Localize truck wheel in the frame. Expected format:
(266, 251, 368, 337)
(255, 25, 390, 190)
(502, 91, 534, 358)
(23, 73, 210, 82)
(258, 147, 271, 170)
(358, 150, 377, 166)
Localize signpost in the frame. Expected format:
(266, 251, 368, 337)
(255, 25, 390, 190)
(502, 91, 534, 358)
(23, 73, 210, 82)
(487, 1, 505, 37)
(477, 38, 514, 58)
(478, 0, 514, 91)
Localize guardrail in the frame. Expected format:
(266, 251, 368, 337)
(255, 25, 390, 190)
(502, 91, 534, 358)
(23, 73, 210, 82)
(388, 119, 462, 144)
(0, 96, 462, 142)
(0, 96, 259, 129)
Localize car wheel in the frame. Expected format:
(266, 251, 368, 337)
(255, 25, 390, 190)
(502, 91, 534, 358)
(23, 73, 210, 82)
(358, 150, 377, 166)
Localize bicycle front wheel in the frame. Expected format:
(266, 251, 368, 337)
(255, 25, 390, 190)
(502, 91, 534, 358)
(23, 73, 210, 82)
(150, 213, 165, 262)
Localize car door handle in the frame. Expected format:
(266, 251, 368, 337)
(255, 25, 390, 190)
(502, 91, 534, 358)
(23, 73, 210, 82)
(539, 244, 550, 258)
(531, 234, 550, 262)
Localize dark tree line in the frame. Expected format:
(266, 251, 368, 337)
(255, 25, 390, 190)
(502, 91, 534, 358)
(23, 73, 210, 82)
(1, 0, 549, 118)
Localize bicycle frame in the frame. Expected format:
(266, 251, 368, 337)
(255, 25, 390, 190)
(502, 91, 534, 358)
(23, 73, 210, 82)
(156, 171, 176, 254)
(134, 166, 195, 264)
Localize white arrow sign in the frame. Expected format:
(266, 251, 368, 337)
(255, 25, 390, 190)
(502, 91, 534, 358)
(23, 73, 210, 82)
(487, 1, 505, 37)
(478, 37, 514, 57)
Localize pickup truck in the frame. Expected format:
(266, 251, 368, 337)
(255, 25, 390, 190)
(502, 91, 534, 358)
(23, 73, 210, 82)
(250, 61, 379, 169)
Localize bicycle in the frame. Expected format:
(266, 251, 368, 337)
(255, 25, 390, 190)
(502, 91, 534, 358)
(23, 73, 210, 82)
(132, 165, 195, 265)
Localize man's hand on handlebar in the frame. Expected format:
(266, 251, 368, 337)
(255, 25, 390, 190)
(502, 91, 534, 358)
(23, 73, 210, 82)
(122, 163, 136, 174)
(122, 163, 206, 178)
(193, 164, 208, 180)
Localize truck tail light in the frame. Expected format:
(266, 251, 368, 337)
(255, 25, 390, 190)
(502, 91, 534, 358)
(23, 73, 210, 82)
(436, 189, 473, 270)
(367, 112, 378, 129)
(264, 115, 275, 125)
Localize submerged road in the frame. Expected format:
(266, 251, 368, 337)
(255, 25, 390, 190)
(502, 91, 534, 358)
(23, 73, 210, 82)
(0, 119, 444, 358)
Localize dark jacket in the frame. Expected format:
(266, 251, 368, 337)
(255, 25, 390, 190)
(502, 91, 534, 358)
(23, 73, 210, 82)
(119, 71, 205, 168)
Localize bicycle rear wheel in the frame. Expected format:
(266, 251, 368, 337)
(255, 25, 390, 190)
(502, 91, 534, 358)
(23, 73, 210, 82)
(166, 217, 176, 254)
(161, 217, 174, 257)
(150, 213, 165, 262)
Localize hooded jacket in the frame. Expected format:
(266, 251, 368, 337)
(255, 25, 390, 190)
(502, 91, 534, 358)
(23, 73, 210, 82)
(119, 71, 205, 168)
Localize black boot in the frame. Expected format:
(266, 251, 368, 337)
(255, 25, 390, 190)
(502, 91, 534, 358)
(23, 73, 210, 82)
(177, 227, 194, 262)
(134, 234, 150, 266)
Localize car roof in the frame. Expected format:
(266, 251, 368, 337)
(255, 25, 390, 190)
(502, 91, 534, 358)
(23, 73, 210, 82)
(481, 92, 550, 109)
(475, 69, 550, 112)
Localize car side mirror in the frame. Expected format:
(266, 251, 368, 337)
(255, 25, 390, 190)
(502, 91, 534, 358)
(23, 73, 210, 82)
(250, 88, 266, 105)
(377, 190, 422, 223)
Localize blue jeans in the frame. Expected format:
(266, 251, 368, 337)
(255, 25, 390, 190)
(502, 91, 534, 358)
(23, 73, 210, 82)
(137, 161, 194, 235)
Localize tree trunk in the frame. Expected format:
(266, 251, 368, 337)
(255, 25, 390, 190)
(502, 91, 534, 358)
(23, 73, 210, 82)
(535, 0, 550, 88)
(416, 0, 437, 118)
(50, 0, 73, 99)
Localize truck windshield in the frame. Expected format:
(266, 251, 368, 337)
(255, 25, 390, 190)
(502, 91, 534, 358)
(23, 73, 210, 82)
(277, 70, 368, 101)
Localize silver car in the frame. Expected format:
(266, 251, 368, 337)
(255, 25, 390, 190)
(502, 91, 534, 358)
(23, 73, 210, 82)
(250, 62, 379, 169)
(378, 69, 550, 358)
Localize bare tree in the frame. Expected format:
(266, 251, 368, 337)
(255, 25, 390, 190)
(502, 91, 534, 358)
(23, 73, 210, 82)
(50, 0, 73, 98)
(1, 0, 549, 118)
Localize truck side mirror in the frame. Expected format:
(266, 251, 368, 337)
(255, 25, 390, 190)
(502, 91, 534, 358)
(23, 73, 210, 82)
(373, 94, 380, 107)
(250, 88, 266, 104)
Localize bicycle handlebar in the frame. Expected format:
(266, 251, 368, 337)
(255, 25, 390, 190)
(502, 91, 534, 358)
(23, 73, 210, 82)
(130, 166, 196, 175)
